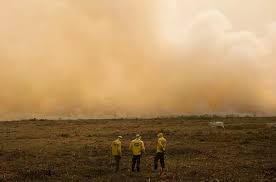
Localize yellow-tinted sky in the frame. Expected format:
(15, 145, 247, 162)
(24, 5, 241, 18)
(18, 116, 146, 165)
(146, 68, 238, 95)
(157, 0, 276, 29)
(0, 1, 275, 120)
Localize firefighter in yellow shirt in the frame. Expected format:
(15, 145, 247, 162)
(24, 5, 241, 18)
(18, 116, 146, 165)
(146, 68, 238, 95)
(129, 134, 145, 172)
(154, 133, 167, 171)
(111, 136, 123, 172)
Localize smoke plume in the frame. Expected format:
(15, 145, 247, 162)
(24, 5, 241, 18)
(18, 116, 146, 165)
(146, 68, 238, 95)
(0, 1, 275, 120)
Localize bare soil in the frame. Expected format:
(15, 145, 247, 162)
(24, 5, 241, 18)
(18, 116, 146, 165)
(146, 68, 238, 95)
(0, 117, 275, 181)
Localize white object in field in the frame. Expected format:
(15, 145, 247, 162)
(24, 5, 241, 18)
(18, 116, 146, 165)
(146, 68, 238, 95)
(209, 121, 225, 129)
(266, 123, 276, 128)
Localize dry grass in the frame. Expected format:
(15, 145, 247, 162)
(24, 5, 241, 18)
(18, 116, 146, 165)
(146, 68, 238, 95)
(0, 117, 275, 181)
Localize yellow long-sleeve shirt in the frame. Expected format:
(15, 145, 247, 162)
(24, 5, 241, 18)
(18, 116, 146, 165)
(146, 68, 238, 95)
(129, 138, 145, 155)
(156, 137, 167, 153)
(111, 139, 122, 156)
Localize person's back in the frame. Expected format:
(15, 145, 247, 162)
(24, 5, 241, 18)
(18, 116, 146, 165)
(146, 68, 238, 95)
(111, 138, 122, 156)
(129, 138, 145, 155)
(154, 133, 167, 172)
(129, 134, 145, 172)
(156, 136, 167, 153)
(111, 136, 123, 172)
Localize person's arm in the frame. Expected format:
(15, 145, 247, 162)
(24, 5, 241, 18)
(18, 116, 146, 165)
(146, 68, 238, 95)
(158, 139, 165, 152)
(162, 139, 166, 152)
(118, 142, 122, 156)
(141, 141, 145, 153)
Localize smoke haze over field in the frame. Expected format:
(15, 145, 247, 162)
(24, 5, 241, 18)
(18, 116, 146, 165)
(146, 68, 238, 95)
(0, 1, 276, 120)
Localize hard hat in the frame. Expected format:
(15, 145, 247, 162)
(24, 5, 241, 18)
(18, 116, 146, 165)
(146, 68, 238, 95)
(136, 134, 141, 138)
(118, 136, 123, 139)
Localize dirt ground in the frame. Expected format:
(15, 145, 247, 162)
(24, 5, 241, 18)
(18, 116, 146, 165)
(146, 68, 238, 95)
(0, 117, 275, 181)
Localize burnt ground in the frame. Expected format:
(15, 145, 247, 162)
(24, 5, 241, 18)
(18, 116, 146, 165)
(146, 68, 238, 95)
(0, 117, 275, 181)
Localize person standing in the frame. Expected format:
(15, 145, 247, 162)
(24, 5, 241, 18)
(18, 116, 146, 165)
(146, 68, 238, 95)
(111, 136, 123, 172)
(154, 133, 167, 172)
(129, 134, 145, 172)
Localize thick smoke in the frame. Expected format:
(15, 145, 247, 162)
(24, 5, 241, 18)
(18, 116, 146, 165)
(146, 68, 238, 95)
(0, 1, 275, 120)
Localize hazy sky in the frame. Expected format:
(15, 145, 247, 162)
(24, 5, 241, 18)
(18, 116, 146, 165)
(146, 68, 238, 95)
(0, 1, 275, 120)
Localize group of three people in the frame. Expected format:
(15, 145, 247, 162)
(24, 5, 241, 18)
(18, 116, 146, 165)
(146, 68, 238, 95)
(111, 133, 167, 173)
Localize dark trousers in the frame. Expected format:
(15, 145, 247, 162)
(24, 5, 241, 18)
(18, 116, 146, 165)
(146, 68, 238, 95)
(113, 156, 121, 172)
(154, 152, 165, 170)
(132, 155, 141, 172)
